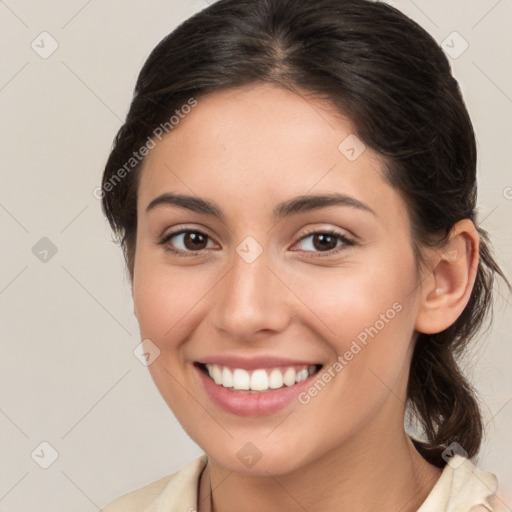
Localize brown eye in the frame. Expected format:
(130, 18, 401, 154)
(180, 231, 208, 250)
(311, 233, 339, 251)
(159, 229, 215, 255)
(293, 230, 355, 257)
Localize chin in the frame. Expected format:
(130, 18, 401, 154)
(199, 435, 316, 476)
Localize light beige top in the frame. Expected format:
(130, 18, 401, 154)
(101, 453, 508, 512)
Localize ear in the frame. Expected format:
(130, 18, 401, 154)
(414, 219, 479, 334)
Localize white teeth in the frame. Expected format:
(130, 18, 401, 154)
(250, 369, 269, 391)
(269, 368, 283, 389)
(204, 363, 319, 392)
(283, 368, 296, 387)
(233, 369, 250, 390)
(296, 368, 309, 383)
(211, 365, 222, 385)
(222, 366, 233, 387)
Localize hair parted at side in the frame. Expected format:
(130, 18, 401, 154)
(100, 0, 510, 467)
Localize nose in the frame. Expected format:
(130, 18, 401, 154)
(209, 245, 292, 342)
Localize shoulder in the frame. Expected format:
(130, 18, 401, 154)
(100, 473, 175, 512)
(418, 454, 505, 512)
(101, 454, 208, 512)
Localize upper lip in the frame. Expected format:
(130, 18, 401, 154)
(196, 355, 322, 370)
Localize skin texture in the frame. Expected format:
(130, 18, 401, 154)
(131, 83, 479, 512)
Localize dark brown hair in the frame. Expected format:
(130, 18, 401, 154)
(100, 0, 510, 467)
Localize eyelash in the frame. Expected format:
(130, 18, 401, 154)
(157, 227, 355, 258)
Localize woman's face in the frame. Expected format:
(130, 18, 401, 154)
(132, 83, 425, 475)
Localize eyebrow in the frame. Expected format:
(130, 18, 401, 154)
(145, 192, 376, 219)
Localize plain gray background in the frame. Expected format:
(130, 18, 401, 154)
(0, 0, 511, 510)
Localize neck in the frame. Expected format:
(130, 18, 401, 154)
(199, 428, 442, 512)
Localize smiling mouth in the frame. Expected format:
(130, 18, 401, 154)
(195, 362, 323, 393)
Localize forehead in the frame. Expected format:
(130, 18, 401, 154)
(137, 83, 406, 224)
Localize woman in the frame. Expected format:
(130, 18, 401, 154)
(99, 0, 510, 510)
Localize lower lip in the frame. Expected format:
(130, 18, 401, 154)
(195, 365, 319, 417)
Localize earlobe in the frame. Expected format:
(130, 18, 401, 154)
(415, 219, 479, 334)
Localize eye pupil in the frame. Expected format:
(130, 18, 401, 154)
(313, 233, 338, 251)
(184, 232, 207, 250)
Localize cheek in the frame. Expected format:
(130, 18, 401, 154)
(132, 260, 211, 421)
(133, 259, 212, 342)
(291, 250, 419, 390)
(288, 263, 418, 436)
(294, 258, 415, 341)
